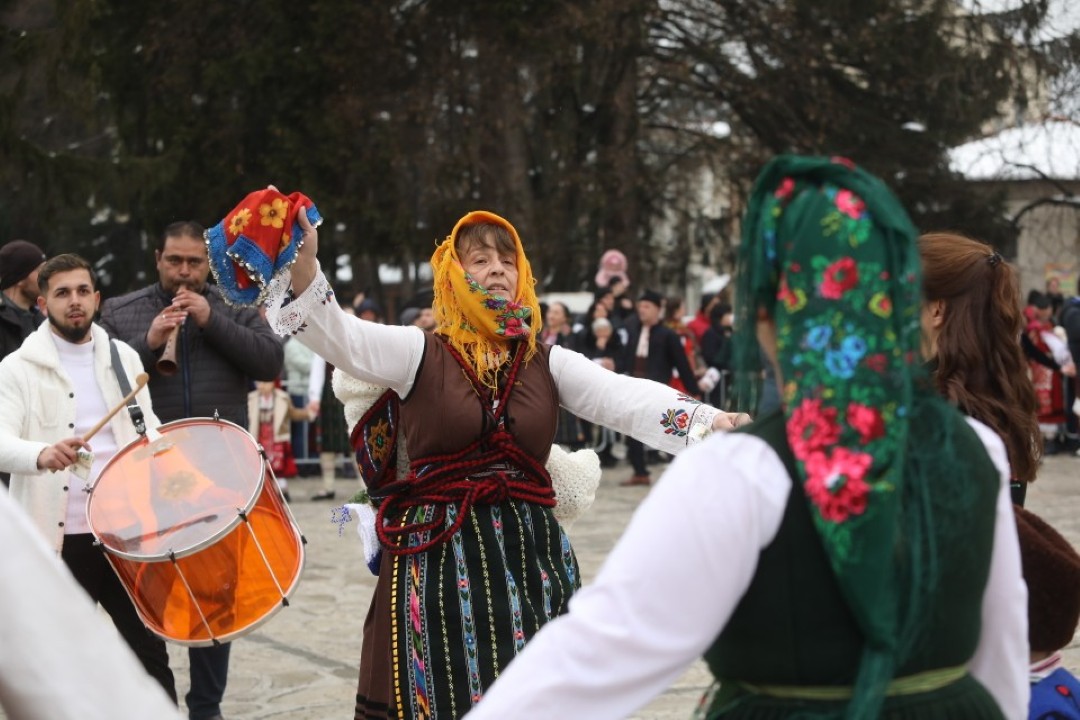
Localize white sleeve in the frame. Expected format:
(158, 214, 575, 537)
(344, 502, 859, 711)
(0, 489, 182, 719)
(464, 434, 791, 720)
(548, 344, 721, 455)
(965, 418, 1029, 720)
(307, 355, 326, 403)
(1044, 332, 1073, 367)
(272, 270, 426, 397)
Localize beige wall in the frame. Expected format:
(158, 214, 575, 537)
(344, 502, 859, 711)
(967, 179, 1080, 298)
(999, 179, 1080, 298)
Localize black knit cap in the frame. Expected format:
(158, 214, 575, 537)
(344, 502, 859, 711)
(638, 289, 663, 307)
(0, 240, 46, 290)
(1015, 505, 1080, 653)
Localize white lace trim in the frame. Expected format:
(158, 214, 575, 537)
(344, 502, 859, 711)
(264, 267, 333, 337)
(687, 403, 720, 445)
(547, 444, 601, 528)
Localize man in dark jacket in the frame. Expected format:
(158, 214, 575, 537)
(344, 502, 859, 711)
(100, 220, 284, 720)
(617, 289, 702, 486)
(0, 239, 47, 486)
(0, 239, 46, 359)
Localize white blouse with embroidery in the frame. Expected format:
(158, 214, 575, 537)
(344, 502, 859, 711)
(461, 418, 1028, 720)
(266, 268, 721, 453)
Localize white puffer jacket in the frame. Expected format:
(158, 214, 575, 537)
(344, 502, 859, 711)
(0, 322, 159, 553)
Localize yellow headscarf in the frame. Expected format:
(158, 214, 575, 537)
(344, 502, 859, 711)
(430, 211, 541, 390)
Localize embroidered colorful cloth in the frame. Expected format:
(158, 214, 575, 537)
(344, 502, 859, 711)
(350, 388, 401, 497)
(429, 210, 541, 392)
(734, 155, 948, 719)
(206, 188, 323, 306)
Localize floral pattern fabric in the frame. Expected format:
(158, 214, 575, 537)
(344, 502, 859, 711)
(735, 155, 926, 711)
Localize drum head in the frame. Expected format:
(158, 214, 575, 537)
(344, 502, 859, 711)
(88, 419, 263, 560)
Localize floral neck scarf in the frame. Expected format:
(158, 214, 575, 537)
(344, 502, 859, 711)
(430, 211, 540, 390)
(735, 155, 942, 719)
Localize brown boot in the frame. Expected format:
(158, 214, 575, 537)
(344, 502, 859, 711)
(619, 474, 651, 487)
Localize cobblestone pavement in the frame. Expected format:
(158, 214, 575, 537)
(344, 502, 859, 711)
(17, 451, 1080, 719)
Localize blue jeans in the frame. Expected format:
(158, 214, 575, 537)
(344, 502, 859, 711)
(187, 643, 230, 719)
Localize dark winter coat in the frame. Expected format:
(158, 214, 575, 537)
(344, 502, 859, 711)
(0, 295, 43, 362)
(99, 283, 284, 426)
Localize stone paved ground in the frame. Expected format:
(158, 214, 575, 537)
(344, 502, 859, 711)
(11, 452, 1080, 719)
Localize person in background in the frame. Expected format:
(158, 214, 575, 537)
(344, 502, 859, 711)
(355, 297, 382, 323)
(540, 300, 575, 349)
(700, 302, 734, 408)
(0, 239, 47, 359)
(919, 232, 1041, 507)
(1045, 277, 1065, 325)
(579, 316, 623, 467)
(541, 301, 586, 449)
(618, 290, 702, 486)
(0, 253, 176, 703)
(0, 239, 47, 487)
(1015, 505, 1080, 719)
(412, 306, 436, 331)
(308, 298, 362, 500)
(248, 379, 311, 500)
(1059, 280, 1080, 452)
(282, 336, 318, 477)
(608, 276, 636, 326)
(663, 295, 700, 395)
(464, 154, 1028, 720)
(399, 307, 421, 327)
(1022, 292, 1075, 455)
(100, 220, 284, 720)
(686, 291, 718, 345)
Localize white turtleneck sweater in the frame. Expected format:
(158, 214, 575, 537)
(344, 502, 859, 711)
(51, 333, 120, 535)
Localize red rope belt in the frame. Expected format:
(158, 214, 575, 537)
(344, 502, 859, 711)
(374, 341, 554, 555)
(374, 429, 555, 555)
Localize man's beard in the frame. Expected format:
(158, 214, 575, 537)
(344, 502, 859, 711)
(48, 313, 92, 343)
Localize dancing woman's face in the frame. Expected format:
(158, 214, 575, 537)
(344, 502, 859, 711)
(459, 235, 519, 301)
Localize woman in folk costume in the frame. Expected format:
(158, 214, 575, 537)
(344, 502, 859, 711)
(464, 156, 1028, 720)
(1022, 295, 1075, 454)
(265, 208, 747, 719)
(918, 232, 1042, 507)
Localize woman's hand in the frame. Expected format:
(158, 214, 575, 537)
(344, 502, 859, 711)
(711, 412, 752, 432)
(292, 202, 320, 295)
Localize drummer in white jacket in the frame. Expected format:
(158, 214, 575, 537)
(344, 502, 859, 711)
(0, 254, 177, 705)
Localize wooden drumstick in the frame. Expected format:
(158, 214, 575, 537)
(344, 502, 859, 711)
(82, 372, 150, 443)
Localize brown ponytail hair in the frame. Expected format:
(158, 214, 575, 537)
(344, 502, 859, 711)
(919, 232, 1041, 483)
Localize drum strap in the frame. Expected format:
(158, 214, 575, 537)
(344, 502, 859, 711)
(109, 340, 147, 436)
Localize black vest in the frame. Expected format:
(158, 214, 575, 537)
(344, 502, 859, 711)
(704, 405, 1000, 687)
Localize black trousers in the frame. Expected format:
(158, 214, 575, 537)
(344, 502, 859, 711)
(627, 437, 648, 476)
(62, 533, 178, 703)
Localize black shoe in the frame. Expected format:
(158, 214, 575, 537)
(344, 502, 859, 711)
(282, 490, 291, 503)
(310, 489, 336, 501)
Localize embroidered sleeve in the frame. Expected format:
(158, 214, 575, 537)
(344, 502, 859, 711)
(264, 266, 334, 337)
(547, 345, 725, 456)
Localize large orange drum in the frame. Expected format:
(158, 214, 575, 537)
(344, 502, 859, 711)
(87, 417, 305, 646)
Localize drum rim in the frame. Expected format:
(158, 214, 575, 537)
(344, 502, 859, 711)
(87, 416, 265, 561)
